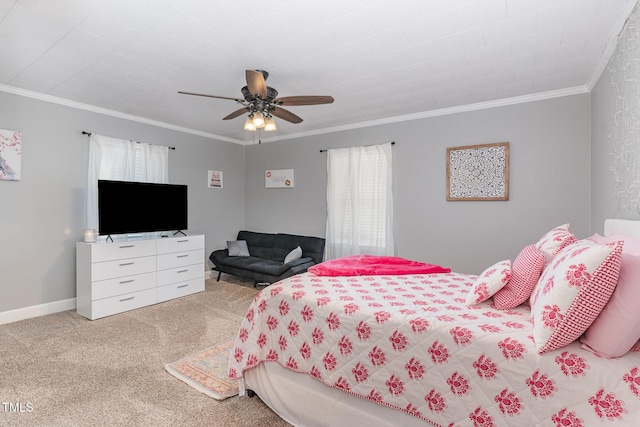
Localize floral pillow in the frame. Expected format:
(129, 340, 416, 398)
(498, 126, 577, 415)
(466, 260, 511, 305)
(535, 223, 577, 258)
(493, 245, 547, 310)
(530, 239, 623, 354)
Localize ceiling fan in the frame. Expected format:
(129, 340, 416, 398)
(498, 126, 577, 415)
(178, 70, 334, 132)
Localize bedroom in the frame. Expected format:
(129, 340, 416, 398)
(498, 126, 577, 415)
(1, 0, 639, 425)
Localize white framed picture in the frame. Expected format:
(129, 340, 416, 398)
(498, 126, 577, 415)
(0, 129, 22, 181)
(265, 169, 294, 188)
(208, 170, 223, 188)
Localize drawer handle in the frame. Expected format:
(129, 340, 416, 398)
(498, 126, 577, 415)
(177, 284, 189, 289)
(119, 262, 135, 266)
(119, 279, 135, 284)
(177, 269, 189, 273)
(119, 296, 135, 302)
(119, 245, 135, 249)
(177, 240, 189, 243)
(177, 254, 189, 258)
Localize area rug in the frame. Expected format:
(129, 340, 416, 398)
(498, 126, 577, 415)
(165, 338, 238, 400)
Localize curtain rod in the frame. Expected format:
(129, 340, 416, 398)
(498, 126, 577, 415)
(319, 141, 395, 153)
(82, 131, 176, 150)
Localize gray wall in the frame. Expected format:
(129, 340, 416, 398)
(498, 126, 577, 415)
(0, 86, 605, 315)
(246, 94, 592, 274)
(0, 91, 245, 313)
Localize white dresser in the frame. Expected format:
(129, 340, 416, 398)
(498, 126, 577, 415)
(76, 235, 205, 320)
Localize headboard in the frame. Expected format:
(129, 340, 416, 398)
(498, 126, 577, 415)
(604, 218, 640, 237)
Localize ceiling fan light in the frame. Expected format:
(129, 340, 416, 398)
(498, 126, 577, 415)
(244, 115, 256, 131)
(253, 111, 265, 128)
(264, 116, 277, 131)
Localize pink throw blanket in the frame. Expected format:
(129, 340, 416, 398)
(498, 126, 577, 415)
(308, 254, 450, 276)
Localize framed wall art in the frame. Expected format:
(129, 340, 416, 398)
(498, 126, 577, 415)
(446, 142, 509, 201)
(208, 170, 223, 188)
(265, 169, 294, 188)
(0, 128, 22, 181)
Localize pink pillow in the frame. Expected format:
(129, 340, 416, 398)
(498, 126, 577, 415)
(493, 245, 547, 310)
(535, 223, 577, 258)
(466, 260, 511, 305)
(530, 239, 623, 354)
(581, 234, 640, 357)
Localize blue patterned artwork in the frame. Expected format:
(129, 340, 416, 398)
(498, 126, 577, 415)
(447, 142, 509, 201)
(0, 129, 21, 181)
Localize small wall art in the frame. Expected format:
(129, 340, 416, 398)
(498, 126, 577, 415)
(446, 142, 509, 201)
(265, 169, 294, 188)
(0, 128, 22, 181)
(208, 170, 223, 188)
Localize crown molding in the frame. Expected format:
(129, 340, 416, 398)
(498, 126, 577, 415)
(256, 86, 590, 144)
(0, 84, 242, 144)
(1, 83, 589, 146)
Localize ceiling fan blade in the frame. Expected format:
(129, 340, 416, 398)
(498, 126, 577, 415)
(246, 70, 268, 99)
(271, 107, 303, 124)
(223, 107, 250, 120)
(273, 96, 334, 106)
(178, 91, 244, 102)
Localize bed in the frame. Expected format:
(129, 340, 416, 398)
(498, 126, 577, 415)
(228, 220, 640, 426)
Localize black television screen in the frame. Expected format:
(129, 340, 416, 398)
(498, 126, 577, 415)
(98, 180, 188, 235)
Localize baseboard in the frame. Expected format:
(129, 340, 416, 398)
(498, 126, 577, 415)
(0, 298, 76, 326)
(205, 270, 216, 280)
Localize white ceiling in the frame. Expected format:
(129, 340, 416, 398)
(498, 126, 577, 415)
(0, 0, 636, 144)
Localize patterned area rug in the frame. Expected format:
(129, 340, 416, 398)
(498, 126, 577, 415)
(165, 338, 238, 400)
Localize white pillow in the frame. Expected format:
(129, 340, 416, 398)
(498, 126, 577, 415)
(465, 260, 511, 305)
(284, 246, 302, 263)
(227, 240, 250, 257)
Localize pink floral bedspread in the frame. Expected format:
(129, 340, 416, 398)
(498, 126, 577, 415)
(228, 272, 640, 426)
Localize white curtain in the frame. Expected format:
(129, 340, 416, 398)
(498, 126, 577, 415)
(325, 142, 394, 259)
(86, 134, 169, 230)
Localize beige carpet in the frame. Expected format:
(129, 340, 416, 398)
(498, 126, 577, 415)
(0, 276, 291, 427)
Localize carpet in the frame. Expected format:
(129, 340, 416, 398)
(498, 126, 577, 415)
(165, 338, 239, 400)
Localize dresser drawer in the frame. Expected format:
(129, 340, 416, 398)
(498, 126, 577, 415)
(91, 271, 156, 300)
(157, 249, 203, 270)
(91, 255, 156, 281)
(91, 240, 156, 262)
(157, 279, 204, 303)
(157, 264, 203, 287)
(91, 288, 157, 320)
(157, 235, 204, 254)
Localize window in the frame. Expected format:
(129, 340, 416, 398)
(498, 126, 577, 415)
(325, 143, 394, 259)
(86, 134, 169, 231)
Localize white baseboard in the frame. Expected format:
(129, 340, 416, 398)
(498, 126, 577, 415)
(1, 272, 215, 326)
(0, 298, 76, 326)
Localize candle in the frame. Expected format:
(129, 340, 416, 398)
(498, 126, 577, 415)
(84, 229, 96, 243)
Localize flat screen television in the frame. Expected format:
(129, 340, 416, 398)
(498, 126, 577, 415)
(98, 180, 188, 235)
